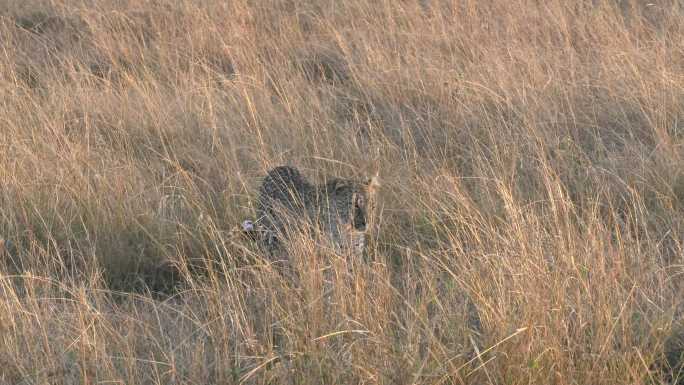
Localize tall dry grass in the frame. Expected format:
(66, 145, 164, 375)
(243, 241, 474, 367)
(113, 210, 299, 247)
(0, 0, 683, 383)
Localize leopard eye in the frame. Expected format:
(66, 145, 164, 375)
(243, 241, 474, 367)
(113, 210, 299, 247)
(356, 195, 365, 208)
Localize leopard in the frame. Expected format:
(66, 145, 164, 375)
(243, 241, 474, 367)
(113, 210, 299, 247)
(248, 166, 379, 263)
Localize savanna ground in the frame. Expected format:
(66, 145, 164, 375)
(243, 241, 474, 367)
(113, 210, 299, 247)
(1, 0, 683, 384)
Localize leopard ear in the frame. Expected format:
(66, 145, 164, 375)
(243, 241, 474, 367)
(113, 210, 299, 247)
(331, 179, 346, 190)
(365, 171, 380, 194)
(326, 179, 349, 195)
